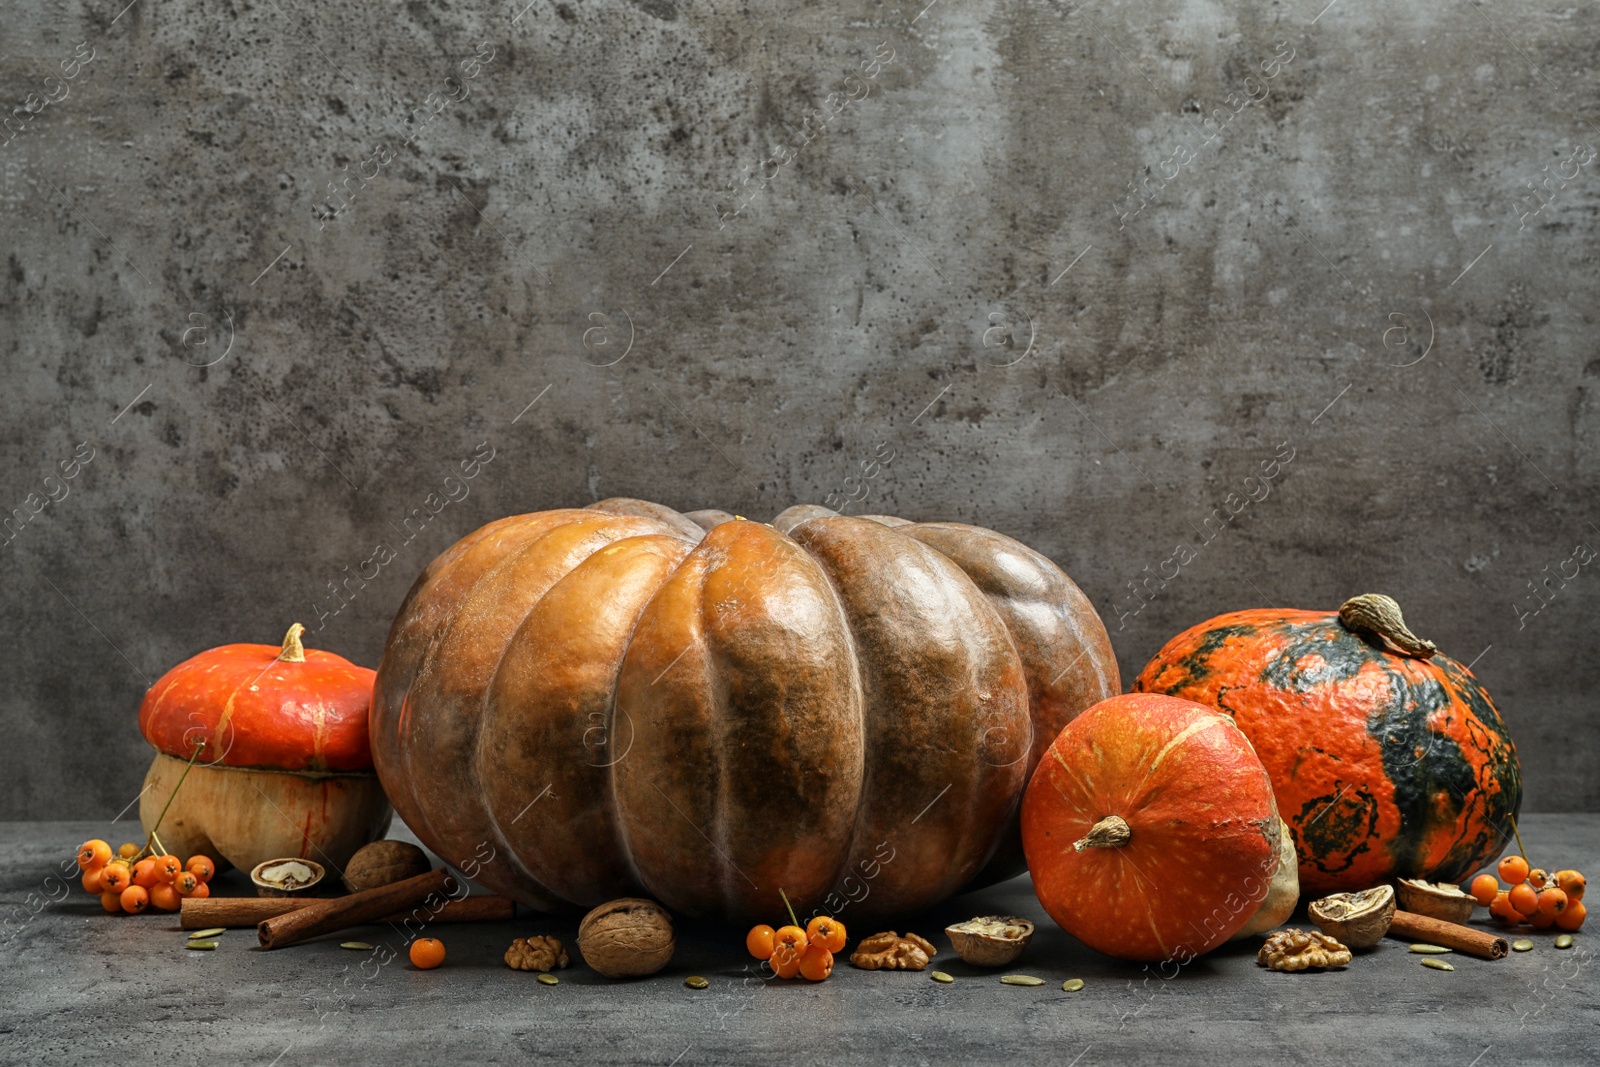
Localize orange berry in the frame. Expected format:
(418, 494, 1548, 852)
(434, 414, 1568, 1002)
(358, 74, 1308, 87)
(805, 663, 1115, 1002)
(745, 924, 776, 960)
(186, 881, 210, 900)
(1555, 900, 1586, 932)
(116, 842, 140, 861)
(1529, 910, 1557, 930)
(77, 839, 112, 870)
(149, 883, 182, 912)
(173, 870, 201, 896)
(1536, 887, 1569, 918)
(119, 885, 149, 914)
(1489, 891, 1522, 925)
(82, 867, 106, 895)
(155, 855, 183, 883)
(1555, 870, 1586, 902)
(1528, 869, 1549, 889)
(806, 916, 847, 954)
(771, 925, 808, 978)
(409, 937, 446, 969)
(131, 858, 161, 889)
(186, 856, 215, 884)
(1508, 882, 1539, 917)
(100, 863, 131, 894)
(1498, 855, 1530, 885)
(798, 943, 834, 981)
(1469, 874, 1499, 907)
(100, 891, 124, 914)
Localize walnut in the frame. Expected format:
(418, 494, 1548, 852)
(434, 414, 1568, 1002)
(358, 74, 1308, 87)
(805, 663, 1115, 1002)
(576, 898, 675, 978)
(504, 935, 570, 972)
(343, 840, 431, 893)
(849, 931, 937, 970)
(1256, 928, 1353, 972)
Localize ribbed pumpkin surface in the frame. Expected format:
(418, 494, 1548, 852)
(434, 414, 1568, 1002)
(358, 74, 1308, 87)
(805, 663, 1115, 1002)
(370, 499, 1117, 921)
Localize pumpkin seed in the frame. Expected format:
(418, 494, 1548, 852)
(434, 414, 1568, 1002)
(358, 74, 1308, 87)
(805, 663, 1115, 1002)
(1409, 944, 1452, 954)
(1555, 934, 1575, 949)
(537, 973, 559, 985)
(1000, 974, 1044, 986)
(185, 940, 218, 951)
(930, 971, 953, 984)
(1061, 978, 1085, 992)
(1512, 939, 1534, 953)
(340, 941, 375, 950)
(685, 976, 709, 990)
(186, 928, 226, 939)
(1419, 958, 1454, 971)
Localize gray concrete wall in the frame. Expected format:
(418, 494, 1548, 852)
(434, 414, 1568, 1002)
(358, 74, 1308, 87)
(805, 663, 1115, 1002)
(2, 0, 1595, 819)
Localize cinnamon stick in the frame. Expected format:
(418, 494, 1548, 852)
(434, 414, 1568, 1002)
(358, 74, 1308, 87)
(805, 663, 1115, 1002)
(1386, 910, 1508, 959)
(258, 868, 455, 949)
(183, 893, 513, 929)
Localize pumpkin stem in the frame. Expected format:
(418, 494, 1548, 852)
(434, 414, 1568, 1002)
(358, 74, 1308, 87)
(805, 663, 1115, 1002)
(277, 623, 307, 663)
(1073, 815, 1132, 852)
(1337, 594, 1437, 659)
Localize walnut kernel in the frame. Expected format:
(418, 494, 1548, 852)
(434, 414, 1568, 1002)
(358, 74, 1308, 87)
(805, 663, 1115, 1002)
(1256, 928, 1353, 972)
(850, 931, 937, 971)
(505, 935, 570, 972)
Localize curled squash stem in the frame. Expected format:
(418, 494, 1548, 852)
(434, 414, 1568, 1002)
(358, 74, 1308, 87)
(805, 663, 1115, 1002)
(1338, 594, 1437, 659)
(277, 622, 307, 663)
(1073, 815, 1131, 852)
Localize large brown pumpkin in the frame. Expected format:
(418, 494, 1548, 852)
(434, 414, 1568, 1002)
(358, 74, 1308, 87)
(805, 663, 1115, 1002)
(1134, 594, 1521, 896)
(371, 499, 1117, 921)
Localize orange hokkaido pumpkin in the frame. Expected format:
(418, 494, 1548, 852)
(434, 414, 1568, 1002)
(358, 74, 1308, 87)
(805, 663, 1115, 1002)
(371, 499, 1119, 922)
(1021, 693, 1286, 963)
(1134, 594, 1521, 895)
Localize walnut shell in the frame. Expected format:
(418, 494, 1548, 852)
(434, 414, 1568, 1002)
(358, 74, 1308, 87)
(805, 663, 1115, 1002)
(576, 898, 675, 978)
(944, 916, 1034, 967)
(343, 840, 431, 894)
(1394, 879, 1476, 925)
(1308, 885, 1396, 949)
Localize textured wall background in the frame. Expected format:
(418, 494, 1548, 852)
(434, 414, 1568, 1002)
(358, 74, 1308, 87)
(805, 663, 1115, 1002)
(2, 0, 1596, 819)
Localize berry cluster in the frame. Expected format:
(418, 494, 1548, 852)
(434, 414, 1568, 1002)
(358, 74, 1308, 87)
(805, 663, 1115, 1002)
(746, 902, 847, 982)
(1471, 855, 1586, 932)
(77, 839, 216, 915)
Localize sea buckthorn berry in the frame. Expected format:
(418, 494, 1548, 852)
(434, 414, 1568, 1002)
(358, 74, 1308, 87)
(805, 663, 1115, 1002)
(1536, 887, 1569, 918)
(771, 944, 804, 979)
(806, 915, 847, 954)
(1555, 900, 1586, 932)
(117, 843, 140, 861)
(1469, 874, 1499, 907)
(798, 943, 834, 982)
(1529, 911, 1556, 930)
(409, 937, 446, 969)
(100, 891, 123, 914)
(82, 867, 106, 895)
(185, 882, 211, 900)
(100, 863, 131, 894)
(131, 858, 161, 889)
(1498, 855, 1531, 885)
(1509, 882, 1539, 917)
(1528, 869, 1549, 889)
(173, 870, 201, 896)
(186, 856, 215, 884)
(745, 924, 776, 960)
(155, 855, 183, 882)
(119, 885, 149, 914)
(1555, 870, 1586, 902)
(77, 839, 111, 870)
(1489, 891, 1522, 925)
(149, 883, 182, 912)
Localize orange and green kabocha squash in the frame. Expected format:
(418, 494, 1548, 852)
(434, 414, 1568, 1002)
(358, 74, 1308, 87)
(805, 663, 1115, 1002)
(370, 499, 1119, 922)
(1021, 693, 1293, 963)
(1135, 594, 1521, 896)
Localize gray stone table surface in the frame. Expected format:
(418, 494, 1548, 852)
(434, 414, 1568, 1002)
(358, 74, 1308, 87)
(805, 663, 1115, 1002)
(4, 814, 1596, 1066)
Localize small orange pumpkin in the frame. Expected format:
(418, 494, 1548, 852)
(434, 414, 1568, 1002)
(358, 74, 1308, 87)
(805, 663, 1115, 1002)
(1134, 594, 1521, 895)
(1021, 693, 1286, 963)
